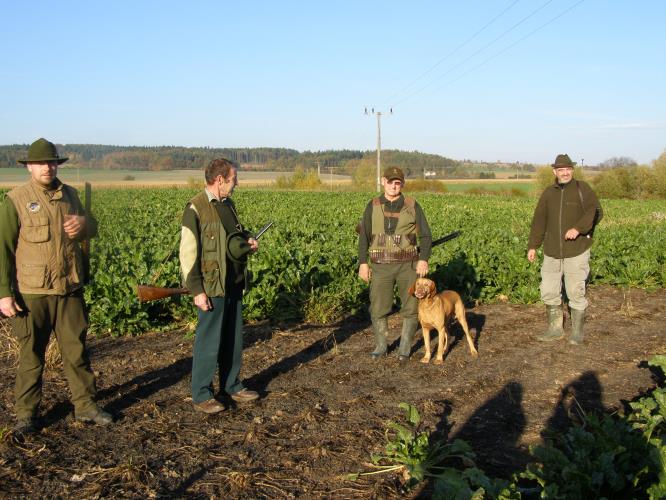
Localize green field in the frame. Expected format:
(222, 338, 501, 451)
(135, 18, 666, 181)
(0, 167, 349, 186)
(1, 186, 664, 335)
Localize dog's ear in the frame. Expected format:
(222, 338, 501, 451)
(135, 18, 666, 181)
(428, 280, 438, 298)
(408, 282, 416, 296)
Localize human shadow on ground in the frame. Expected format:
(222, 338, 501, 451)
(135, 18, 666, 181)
(541, 370, 604, 439)
(244, 316, 371, 391)
(97, 357, 193, 416)
(415, 381, 529, 497)
(450, 381, 529, 477)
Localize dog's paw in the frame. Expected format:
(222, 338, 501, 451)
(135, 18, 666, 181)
(420, 357, 430, 364)
(433, 358, 444, 365)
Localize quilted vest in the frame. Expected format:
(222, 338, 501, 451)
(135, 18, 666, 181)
(368, 196, 419, 263)
(189, 191, 228, 297)
(7, 180, 84, 295)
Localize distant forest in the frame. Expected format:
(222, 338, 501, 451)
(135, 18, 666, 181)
(0, 143, 534, 177)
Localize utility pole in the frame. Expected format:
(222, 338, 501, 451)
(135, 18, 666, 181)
(365, 107, 391, 192)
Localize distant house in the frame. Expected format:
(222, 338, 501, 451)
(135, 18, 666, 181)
(424, 170, 436, 178)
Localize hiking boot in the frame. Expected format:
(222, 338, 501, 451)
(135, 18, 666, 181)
(397, 317, 419, 360)
(193, 398, 226, 414)
(230, 389, 259, 403)
(75, 406, 114, 425)
(569, 308, 586, 345)
(537, 305, 564, 341)
(14, 417, 37, 435)
(370, 317, 389, 359)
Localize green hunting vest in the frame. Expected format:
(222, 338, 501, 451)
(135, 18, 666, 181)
(369, 196, 419, 264)
(7, 180, 84, 295)
(189, 191, 228, 298)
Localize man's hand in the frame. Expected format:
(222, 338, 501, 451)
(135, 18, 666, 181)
(416, 260, 428, 277)
(565, 228, 580, 240)
(64, 214, 86, 239)
(527, 248, 537, 262)
(358, 263, 371, 283)
(194, 292, 213, 312)
(0, 296, 22, 318)
(248, 237, 259, 253)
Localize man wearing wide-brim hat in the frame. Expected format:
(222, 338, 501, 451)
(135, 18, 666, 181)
(357, 166, 433, 362)
(527, 153, 603, 345)
(0, 138, 111, 433)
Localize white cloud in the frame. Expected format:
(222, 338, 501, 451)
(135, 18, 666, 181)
(600, 122, 666, 130)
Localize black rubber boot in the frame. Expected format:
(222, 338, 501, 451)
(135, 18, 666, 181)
(398, 317, 419, 361)
(537, 305, 564, 341)
(370, 317, 389, 359)
(569, 308, 586, 345)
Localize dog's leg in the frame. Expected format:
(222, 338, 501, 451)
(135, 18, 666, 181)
(455, 300, 478, 357)
(434, 324, 448, 365)
(420, 326, 432, 363)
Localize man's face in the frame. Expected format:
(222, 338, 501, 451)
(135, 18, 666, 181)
(218, 167, 238, 197)
(27, 161, 58, 187)
(553, 166, 573, 184)
(382, 177, 403, 199)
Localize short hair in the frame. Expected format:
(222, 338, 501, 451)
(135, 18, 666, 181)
(205, 158, 238, 185)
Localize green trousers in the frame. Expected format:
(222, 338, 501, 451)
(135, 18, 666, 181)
(191, 296, 245, 403)
(369, 261, 418, 321)
(10, 292, 97, 419)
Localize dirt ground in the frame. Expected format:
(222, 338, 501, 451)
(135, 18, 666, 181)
(0, 285, 664, 498)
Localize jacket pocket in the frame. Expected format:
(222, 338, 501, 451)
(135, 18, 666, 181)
(21, 216, 50, 243)
(202, 230, 218, 251)
(18, 263, 47, 289)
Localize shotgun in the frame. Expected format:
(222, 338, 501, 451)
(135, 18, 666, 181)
(430, 230, 462, 248)
(136, 221, 274, 303)
(136, 284, 189, 303)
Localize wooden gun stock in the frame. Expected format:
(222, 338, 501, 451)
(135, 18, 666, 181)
(136, 285, 189, 303)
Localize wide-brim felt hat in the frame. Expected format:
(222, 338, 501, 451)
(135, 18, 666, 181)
(552, 154, 576, 168)
(18, 138, 68, 164)
(226, 232, 251, 264)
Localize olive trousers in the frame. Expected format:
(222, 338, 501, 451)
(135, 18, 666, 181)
(11, 292, 98, 419)
(369, 261, 419, 321)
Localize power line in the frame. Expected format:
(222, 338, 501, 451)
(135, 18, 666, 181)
(390, 0, 557, 108)
(383, 0, 520, 105)
(430, 0, 586, 95)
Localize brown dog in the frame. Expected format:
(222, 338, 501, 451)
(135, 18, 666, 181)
(409, 278, 478, 364)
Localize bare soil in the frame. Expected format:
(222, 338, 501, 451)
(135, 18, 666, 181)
(1, 285, 664, 498)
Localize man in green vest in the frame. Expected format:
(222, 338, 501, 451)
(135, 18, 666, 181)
(358, 166, 432, 361)
(0, 138, 112, 434)
(179, 158, 259, 414)
(527, 153, 603, 345)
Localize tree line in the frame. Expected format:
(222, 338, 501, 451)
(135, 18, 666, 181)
(0, 143, 465, 173)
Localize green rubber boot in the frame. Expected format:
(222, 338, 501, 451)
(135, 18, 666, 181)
(537, 305, 564, 341)
(398, 317, 419, 361)
(370, 317, 389, 359)
(569, 308, 586, 345)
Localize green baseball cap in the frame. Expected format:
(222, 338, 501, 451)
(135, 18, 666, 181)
(18, 138, 68, 165)
(383, 166, 405, 182)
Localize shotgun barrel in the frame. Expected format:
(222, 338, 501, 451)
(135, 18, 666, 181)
(136, 285, 189, 303)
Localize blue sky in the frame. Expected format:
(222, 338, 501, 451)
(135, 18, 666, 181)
(1, 1, 664, 165)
